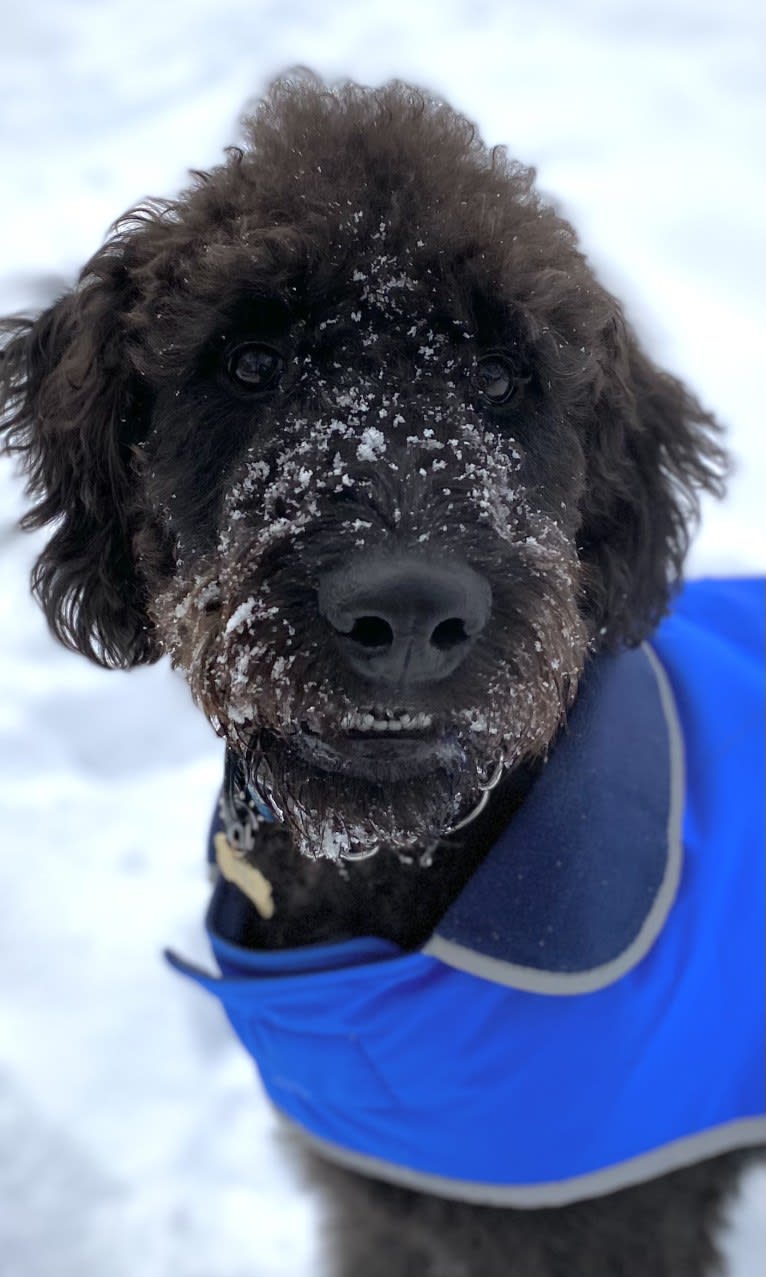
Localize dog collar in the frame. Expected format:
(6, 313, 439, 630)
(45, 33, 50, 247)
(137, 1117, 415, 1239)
(219, 749, 276, 858)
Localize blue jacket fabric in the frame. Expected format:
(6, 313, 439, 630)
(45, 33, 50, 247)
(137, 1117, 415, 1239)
(167, 578, 766, 1206)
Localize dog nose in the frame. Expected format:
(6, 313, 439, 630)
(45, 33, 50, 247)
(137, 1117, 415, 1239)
(317, 554, 491, 686)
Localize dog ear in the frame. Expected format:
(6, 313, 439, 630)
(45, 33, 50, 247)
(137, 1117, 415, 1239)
(0, 256, 161, 667)
(578, 311, 726, 647)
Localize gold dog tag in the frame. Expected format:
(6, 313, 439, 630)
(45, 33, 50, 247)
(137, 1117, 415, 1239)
(214, 832, 276, 920)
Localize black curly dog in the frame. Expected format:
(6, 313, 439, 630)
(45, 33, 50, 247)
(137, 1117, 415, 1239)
(1, 76, 756, 1275)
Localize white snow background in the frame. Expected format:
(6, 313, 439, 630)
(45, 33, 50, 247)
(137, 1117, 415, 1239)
(1, 2, 764, 1274)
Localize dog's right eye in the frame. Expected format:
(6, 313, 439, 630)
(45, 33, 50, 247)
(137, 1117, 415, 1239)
(226, 342, 284, 392)
(475, 353, 516, 406)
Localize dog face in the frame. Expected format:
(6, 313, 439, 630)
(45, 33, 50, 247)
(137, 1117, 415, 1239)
(0, 76, 724, 859)
(140, 176, 591, 858)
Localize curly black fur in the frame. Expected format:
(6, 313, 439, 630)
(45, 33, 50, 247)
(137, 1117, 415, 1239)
(308, 1149, 756, 1277)
(1, 76, 724, 669)
(1, 71, 751, 1275)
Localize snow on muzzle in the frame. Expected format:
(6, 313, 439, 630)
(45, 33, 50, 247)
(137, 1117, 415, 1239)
(150, 411, 589, 841)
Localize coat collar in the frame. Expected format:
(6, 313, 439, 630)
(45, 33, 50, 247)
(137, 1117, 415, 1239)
(424, 643, 684, 993)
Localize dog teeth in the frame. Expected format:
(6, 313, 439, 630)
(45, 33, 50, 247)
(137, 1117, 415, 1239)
(339, 710, 433, 733)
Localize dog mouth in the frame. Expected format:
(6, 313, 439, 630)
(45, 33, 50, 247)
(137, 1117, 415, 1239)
(337, 708, 435, 733)
(293, 709, 465, 781)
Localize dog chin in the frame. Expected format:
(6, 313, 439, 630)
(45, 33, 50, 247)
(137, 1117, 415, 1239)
(249, 733, 488, 860)
(290, 725, 467, 784)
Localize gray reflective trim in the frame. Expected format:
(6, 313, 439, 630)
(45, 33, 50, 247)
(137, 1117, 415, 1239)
(285, 1115, 766, 1208)
(423, 644, 685, 995)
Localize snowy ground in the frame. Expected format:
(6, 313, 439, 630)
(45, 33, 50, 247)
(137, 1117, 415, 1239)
(0, 2, 764, 1274)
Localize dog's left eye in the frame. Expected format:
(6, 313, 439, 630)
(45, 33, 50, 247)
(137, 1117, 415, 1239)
(476, 354, 515, 405)
(227, 342, 284, 391)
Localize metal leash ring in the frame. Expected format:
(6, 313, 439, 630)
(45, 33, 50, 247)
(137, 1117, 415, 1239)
(442, 786, 491, 836)
(442, 754, 504, 836)
(339, 842, 381, 862)
(478, 756, 505, 793)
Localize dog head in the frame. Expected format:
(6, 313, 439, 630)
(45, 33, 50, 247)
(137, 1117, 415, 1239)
(0, 75, 725, 858)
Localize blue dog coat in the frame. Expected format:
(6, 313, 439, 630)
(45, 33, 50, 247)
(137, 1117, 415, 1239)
(168, 578, 765, 1206)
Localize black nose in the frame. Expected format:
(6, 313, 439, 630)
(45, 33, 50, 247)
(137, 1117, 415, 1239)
(317, 554, 492, 687)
